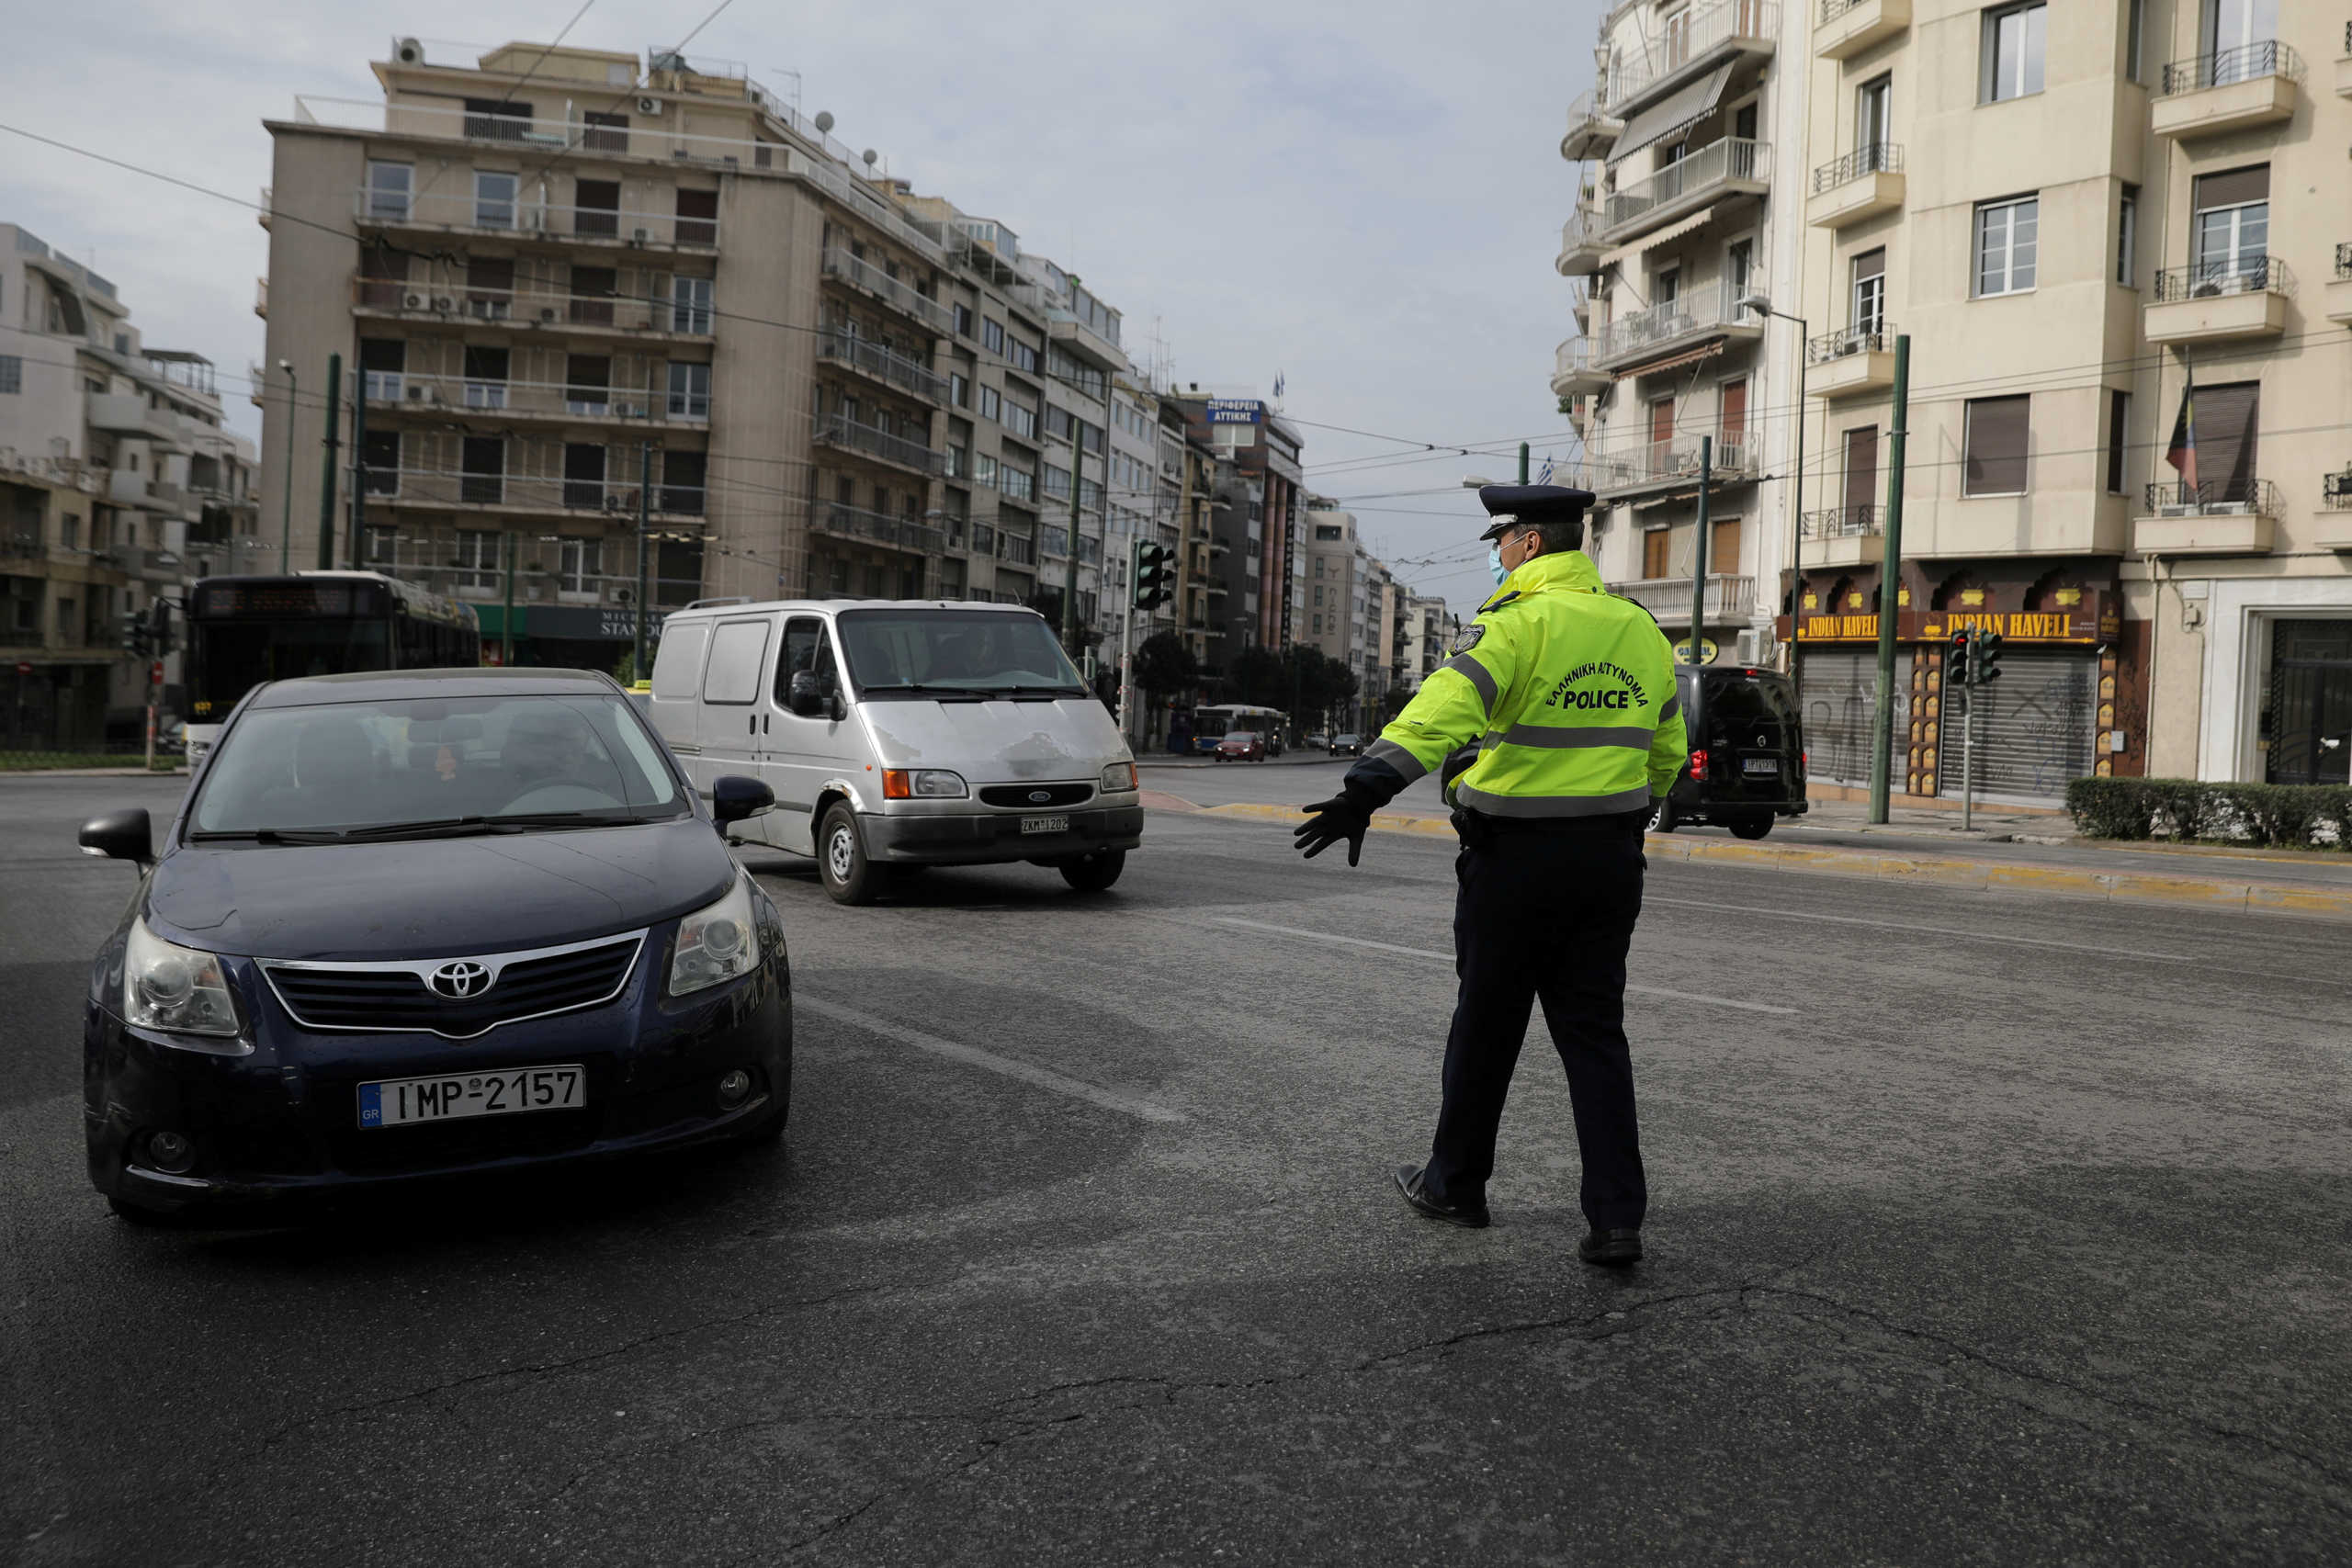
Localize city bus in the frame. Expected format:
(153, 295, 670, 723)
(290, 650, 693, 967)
(1187, 703, 1287, 755)
(183, 571, 481, 764)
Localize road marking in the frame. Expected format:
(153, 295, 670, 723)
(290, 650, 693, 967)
(797, 994, 1186, 1124)
(1203, 917, 1797, 1016)
(1640, 895, 2190, 962)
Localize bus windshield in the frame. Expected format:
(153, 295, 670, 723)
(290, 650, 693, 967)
(835, 610, 1086, 697)
(190, 619, 390, 719)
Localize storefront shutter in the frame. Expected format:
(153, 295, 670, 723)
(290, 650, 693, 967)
(1798, 647, 1909, 787)
(1939, 649, 2096, 801)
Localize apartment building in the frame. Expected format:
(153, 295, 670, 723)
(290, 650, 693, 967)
(1162, 400, 1227, 674)
(1396, 591, 1455, 692)
(1300, 499, 1394, 730)
(1, 224, 256, 749)
(262, 40, 1134, 669)
(1554, 0, 1812, 679)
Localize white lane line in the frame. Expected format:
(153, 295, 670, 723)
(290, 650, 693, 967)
(797, 994, 1186, 1125)
(1203, 917, 1797, 1017)
(1640, 895, 2190, 963)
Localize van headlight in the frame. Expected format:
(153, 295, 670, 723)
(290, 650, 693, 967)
(124, 919, 242, 1036)
(1101, 761, 1137, 792)
(669, 875, 761, 996)
(882, 768, 967, 799)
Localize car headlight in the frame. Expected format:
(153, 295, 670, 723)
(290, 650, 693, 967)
(881, 768, 968, 799)
(669, 874, 761, 996)
(1101, 761, 1137, 792)
(123, 919, 242, 1036)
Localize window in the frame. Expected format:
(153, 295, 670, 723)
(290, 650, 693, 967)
(660, 449, 706, 515)
(559, 535, 602, 592)
(671, 276, 712, 333)
(1314, 583, 1325, 607)
(1009, 340, 1039, 375)
(2205, 0, 2279, 74)
(1654, 266, 1680, 307)
(1856, 75, 1892, 153)
(569, 265, 616, 326)
(1982, 4, 2047, 102)
(675, 189, 718, 246)
(2126, 0, 2146, 81)
(463, 98, 531, 141)
(2191, 382, 2260, 504)
(1312, 613, 1323, 635)
(2118, 185, 2139, 286)
(1727, 239, 1753, 305)
(474, 170, 517, 229)
(456, 529, 501, 589)
(0, 355, 19, 395)
(1851, 248, 1887, 332)
(979, 385, 1001, 423)
(1004, 399, 1037, 441)
(460, 436, 505, 504)
(366, 161, 413, 220)
(982, 318, 1005, 355)
(359, 337, 404, 401)
(1642, 528, 1671, 580)
(667, 362, 711, 419)
(954, 302, 975, 338)
(976, 455, 998, 490)
(2106, 389, 2130, 494)
(566, 353, 611, 413)
(465, 256, 514, 317)
(1001, 465, 1035, 502)
(582, 111, 629, 153)
(562, 445, 606, 510)
(1709, 518, 1742, 574)
(701, 619, 771, 705)
(1973, 196, 2038, 297)
(573, 178, 620, 238)
(1962, 395, 2030, 496)
(362, 429, 401, 495)
(949, 371, 969, 408)
(1045, 464, 1071, 501)
(2192, 165, 2268, 288)
(462, 345, 510, 409)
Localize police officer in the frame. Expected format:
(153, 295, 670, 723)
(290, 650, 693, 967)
(1294, 484, 1686, 1267)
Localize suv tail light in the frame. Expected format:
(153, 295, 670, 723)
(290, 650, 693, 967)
(1689, 747, 1709, 778)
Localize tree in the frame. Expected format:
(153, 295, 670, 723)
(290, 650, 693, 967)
(1133, 630, 1197, 702)
(1227, 645, 1286, 708)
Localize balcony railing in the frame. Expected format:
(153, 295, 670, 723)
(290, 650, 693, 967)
(816, 326, 950, 402)
(2324, 470, 2352, 511)
(814, 502, 944, 554)
(1593, 281, 1758, 366)
(819, 247, 954, 333)
(361, 468, 706, 516)
(2153, 256, 2292, 301)
(1602, 0, 1780, 110)
(351, 188, 720, 248)
(1555, 338, 1598, 381)
(1806, 321, 1895, 364)
(1556, 206, 1606, 272)
(1611, 575, 1758, 623)
(1819, 0, 1872, 18)
(1600, 137, 1769, 236)
(2143, 477, 2279, 517)
(812, 412, 948, 475)
(2159, 39, 2302, 95)
(351, 276, 714, 336)
(364, 373, 706, 425)
(1588, 429, 1757, 493)
(2337, 242, 2351, 279)
(1802, 505, 1881, 539)
(1812, 142, 1902, 194)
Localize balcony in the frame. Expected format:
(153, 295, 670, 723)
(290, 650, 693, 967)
(2321, 468, 2352, 549)
(257, 186, 272, 231)
(363, 468, 706, 520)
(351, 188, 720, 250)
(1805, 323, 1896, 399)
(1551, 337, 1610, 398)
(1805, 144, 1904, 229)
(819, 247, 954, 335)
(812, 412, 947, 477)
(1610, 574, 1758, 628)
(2338, 22, 2352, 96)
(366, 373, 707, 429)
(86, 391, 197, 450)
(1556, 207, 1607, 276)
(1046, 310, 1125, 371)
(2132, 479, 2278, 556)
(1799, 506, 1883, 569)
(1588, 428, 1758, 502)
(254, 276, 266, 320)
(2326, 243, 2352, 325)
(350, 276, 716, 340)
(2143, 258, 2291, 345)
(817, 326, 950, 403)
(1815, 0, 1909, 59)
(812, 502, 944, 556)
(1601, 0, 1779, 118)
(1560, 90, 1623, 162)
(1598, 137, 1770, 247)
(1591, 282, 1764, 372)
(2153, 42, 2301, 140)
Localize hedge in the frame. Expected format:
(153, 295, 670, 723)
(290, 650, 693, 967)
(2064, 776, 2352, 848)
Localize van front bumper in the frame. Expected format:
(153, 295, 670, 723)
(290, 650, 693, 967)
(863, 804, 1145, 865)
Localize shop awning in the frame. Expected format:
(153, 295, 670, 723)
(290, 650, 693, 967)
(1613, 341, 1724, 381)
(1600, 207, 1720, 271)
(1607, 62, 1733, 162)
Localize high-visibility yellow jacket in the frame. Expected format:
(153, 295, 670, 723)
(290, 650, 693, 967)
(1352, 550, 1688, 818)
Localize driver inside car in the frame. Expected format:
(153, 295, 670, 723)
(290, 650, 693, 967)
(501, 705, 605, 799)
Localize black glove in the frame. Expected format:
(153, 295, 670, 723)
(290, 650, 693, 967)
(1294, 794, 1373, 866)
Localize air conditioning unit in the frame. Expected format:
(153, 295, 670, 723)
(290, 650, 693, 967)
(1735, 630, 1761, 663)
(394, 37, 424, 64)
(405, 384, 426, 401)
(603, 494, 628, 512)
(616, 400, 646, 418)
(431, 294, 458, 312)
(538, 306, 560, 322)
(631, 228, 652, 244)
(637, 96, 663, 116)
(401, 289, 429, 310)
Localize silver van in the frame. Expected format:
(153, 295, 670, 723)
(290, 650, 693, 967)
(646, 599, 1143, 903)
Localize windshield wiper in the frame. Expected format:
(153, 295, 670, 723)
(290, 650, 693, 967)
(187, 828, 350, 845)
(982, 685, 1088, 701)
(868, 682, 987, 701)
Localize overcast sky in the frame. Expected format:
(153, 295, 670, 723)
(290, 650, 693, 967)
(0, 0, 1598, 618)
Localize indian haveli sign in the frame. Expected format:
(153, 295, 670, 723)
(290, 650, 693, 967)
(1798, 604, 2110, 643)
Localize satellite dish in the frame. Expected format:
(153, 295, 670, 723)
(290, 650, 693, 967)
(862, 149, 877, 168)
(813, 110, 833, 132)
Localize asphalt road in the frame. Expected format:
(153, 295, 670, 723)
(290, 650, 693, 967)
(6, 773, 2352, 1564)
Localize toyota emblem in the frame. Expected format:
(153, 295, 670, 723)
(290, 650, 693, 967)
(427, 960, 492, 999)
(1027, 790, 1051, 804)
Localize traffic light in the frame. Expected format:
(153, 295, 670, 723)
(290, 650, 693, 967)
(119, 610, 151, 658)
(1947, 627, 1971, 689)
(1973, 628, 2004, 685)
(148, 598, 175, 657)
(1131, 540, 1173, 610)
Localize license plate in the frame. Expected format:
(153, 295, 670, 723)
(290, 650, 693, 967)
(1742, 758, 1781, 775)
(1021, 815, 1069, 835)
(357, 1066, 585, 1128)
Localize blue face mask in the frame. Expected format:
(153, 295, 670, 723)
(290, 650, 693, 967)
(1487, 543, 1508, 585)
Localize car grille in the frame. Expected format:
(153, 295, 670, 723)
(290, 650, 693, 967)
(262, 934, 644, 1040)
(978, 783, 1094, 808)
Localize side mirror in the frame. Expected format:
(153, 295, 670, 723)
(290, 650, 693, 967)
(710, 774, 775, 826)
(79, 807, 154, 868)
(786, 670, 828, 717)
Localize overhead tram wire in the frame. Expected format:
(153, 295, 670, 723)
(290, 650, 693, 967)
(401, 0, 600, 211)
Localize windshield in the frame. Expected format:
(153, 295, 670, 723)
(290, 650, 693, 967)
(1226, 732, 1258, 744)
(835, 609, 1085, 696)
(190, 693, 686, 838)
(190, 619, 390, 721)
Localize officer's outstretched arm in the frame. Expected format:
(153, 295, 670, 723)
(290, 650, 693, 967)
(1646, 675, 1690, 797)
(1340, 619, 1519, 810)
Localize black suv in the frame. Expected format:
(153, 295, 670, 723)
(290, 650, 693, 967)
(1653, 665, 1809, 840)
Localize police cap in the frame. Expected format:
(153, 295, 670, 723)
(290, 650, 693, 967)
(1476, 483, 1598, 542)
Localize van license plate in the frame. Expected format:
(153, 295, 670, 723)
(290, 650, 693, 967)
(1021, 815, 1069, 835)
(1742, 758, 1780, 775)
(358, 1066, 584, 1128)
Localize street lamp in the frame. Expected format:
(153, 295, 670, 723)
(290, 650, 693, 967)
(1736, 291, 1807, 713)
(277, 359, 296, 567)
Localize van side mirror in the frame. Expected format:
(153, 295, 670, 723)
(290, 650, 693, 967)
(79, 807, 154, 869)
(710, 775, 775, 825)
(786, 670, 829, 717)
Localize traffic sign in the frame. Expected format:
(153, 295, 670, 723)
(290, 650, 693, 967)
(13, 661, 29, 677)
(1671, 637, 1720, 665)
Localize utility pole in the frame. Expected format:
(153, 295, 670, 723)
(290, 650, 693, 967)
(634, 440, 653, 680)
(317, 352, 341, 571)
(1690, 436, 1711, 666)
(277, 361, 296, 566)
(1960, 630, 1976, 833)
(349, 360, 368, 569)
(501, 529, 517, 666)
(1868, 334, 1911, 824)
(1060, 277, 1084, 655)
(1518, 442, 1530, 485)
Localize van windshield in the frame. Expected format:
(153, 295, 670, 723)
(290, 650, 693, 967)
(835, 610, 1088, 698)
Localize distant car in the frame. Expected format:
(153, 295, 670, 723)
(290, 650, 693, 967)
(1650, 665, 1810, 840)
(1305, 733, 1330, 750)
(1214, 730, 1266, 762)
(1329, 733, 1363, 756)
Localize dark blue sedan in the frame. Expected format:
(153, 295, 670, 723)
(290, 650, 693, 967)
(77, 666, 792, 1224)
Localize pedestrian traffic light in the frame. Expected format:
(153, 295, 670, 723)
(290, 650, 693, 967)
(1131, 540, 1173, 610)
(1947, 627, 1971, 689)
(1973, 628, 2004, 685)
(119, 610, 150, 658)
(148, 598, 175, 657)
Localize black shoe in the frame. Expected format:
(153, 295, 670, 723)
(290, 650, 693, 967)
(1392, 1164, 1490, 1229)
(1578, 1227, 1643, 1268)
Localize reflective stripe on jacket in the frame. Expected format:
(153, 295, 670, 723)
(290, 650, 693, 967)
(1362, 550, 1686, 816)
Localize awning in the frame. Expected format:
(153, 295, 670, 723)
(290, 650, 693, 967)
(1607, 62, 1732, 163)
(1599, 207, 1720, 271)
(1613, 342, 1724, 381)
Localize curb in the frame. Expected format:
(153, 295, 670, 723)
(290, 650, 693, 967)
(1189, 802, 2352, 922)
